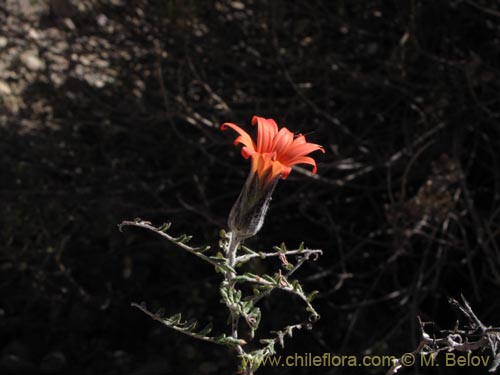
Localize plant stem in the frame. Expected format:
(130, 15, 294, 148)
(226, 231, 243, 355)
(227, 231, 240, 274)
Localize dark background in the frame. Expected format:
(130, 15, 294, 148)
(1, 0, 500, 374)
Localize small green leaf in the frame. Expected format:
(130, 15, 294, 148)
(158, 222, 172, 232)
(216, 335, 246, 347)
(197, 322, 213, 336)
(174, 234, 192, 243)
(241, 301, 253, 314)
(243, 272, 258, 279)
(192, 245, 211, 253)
(262, 274, 276, 284)
(168, 313, 182, 324)
(184, 319, 197, 331)
(307, 290, 319, 302)
(240, 245, 257, 254)
(234, 289, 242, 302)
(283, 263, 294, 271)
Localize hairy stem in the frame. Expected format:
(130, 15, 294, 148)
(226, 231, 244, 355)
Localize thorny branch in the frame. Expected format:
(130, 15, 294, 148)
(387, 295, 500, 374)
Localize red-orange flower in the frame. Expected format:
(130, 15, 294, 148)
(221, 116, 325, 185)
(222, 116, 325, 239)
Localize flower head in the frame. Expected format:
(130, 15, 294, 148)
(222, 116, 325, 239)
(221, 116, 325, 185)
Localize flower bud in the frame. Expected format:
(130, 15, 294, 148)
(228, 166, 279, 239)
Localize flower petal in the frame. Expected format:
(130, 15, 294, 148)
(241, 146, 255, 159)
(281, 165, 292, 180)
(222, 116, 324, 180)
(252, 116, 278, 153)
(286, 156, 318, 174)
(221, 122, 256, 155)
(279, 142, 324, 165)
(292, 134, 306, 145)
(273, 127, 295, 157)
(251, 153, 283, 185)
